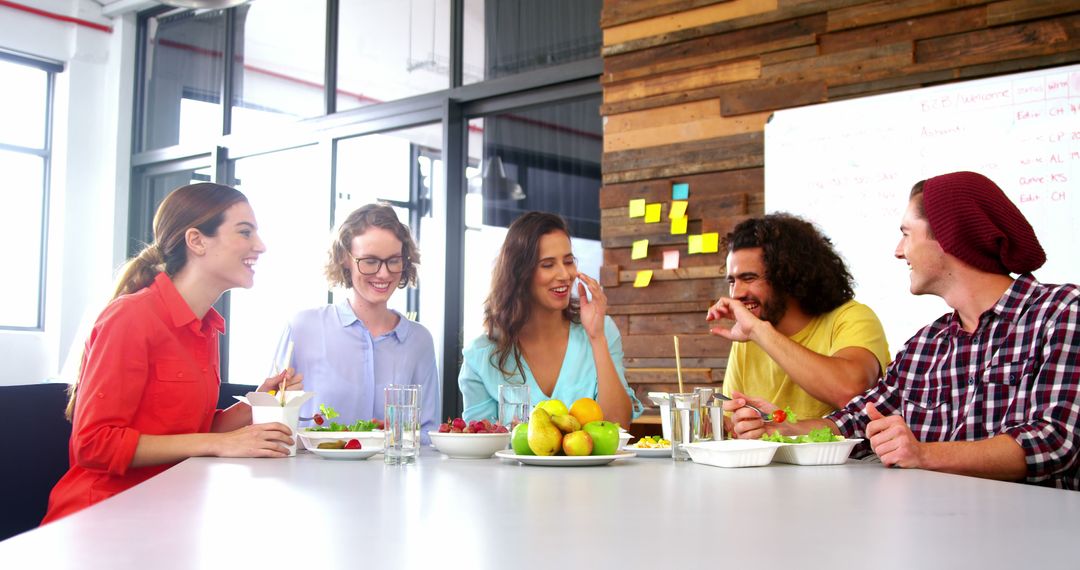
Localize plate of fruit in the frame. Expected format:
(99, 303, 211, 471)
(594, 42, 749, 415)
(429, 418, 511, 459)
(308, 438, 381, 460)
(624, 435, 672, 457)
(495, 400, 635, 466)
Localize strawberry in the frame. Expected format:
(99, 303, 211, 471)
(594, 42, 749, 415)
(343, 439, 361, 450)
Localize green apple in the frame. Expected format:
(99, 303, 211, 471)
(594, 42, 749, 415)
(562, 430, 593, 456)
(582, 420, 620, 455)
(511, 422, 534, 455)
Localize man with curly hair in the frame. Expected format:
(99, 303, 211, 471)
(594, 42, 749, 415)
(707, 213, 891, 422)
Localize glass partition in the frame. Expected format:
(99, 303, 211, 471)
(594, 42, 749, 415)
(337, 0, 451, 112)
(463, 0, 601, 85)
(462, 95, 603, 343)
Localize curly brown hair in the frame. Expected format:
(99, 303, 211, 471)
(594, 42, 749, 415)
(725, 213, 854, 316)
(325, 203, 419, 289)
(484, 212, 580, 378)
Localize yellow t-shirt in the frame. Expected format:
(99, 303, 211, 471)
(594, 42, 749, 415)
(721, 299, 891, 420)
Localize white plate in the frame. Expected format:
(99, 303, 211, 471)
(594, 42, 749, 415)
(623, 445, 671, 458)
(308, 447, 381, 460)
(494, 449, 636, 466)
(772, 438, 862, 465)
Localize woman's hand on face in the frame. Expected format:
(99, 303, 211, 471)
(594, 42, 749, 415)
(257, 368, 304, 393)
(577, 273, 607, 340)
(213, 423, 294, 458)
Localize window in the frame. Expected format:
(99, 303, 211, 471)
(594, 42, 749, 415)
(0, 52, 59, 330)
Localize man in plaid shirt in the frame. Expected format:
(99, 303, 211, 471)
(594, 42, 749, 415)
(725, 171, 1080, 489)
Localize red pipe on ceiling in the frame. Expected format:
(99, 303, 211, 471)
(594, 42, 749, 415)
(0, 0, 112, 34)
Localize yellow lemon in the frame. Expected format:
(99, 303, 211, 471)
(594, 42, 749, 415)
(536, 399, 569, 417)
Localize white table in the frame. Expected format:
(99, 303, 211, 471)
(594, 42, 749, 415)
(2, 448, 1078, 569)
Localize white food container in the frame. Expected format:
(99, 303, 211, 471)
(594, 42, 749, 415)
(683, 439, 782, 468)
(647, 392, 672, 442)
(772, 438, 862, 465)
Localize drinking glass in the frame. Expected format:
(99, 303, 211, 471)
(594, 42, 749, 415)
(498, 384, 531, 429)
(384, 384, 420, 465)
(669, 392, 702, 461)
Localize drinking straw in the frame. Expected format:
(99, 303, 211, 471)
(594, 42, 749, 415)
(673, 335, 684, 393)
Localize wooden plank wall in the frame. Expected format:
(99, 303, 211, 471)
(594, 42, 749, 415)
(600, 0, 1080, 417)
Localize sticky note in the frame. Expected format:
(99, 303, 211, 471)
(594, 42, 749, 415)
(662, 250, 680, 270)
(633, 270, 653, 288)
(672, 182, 689, 200)
(688, 234, 703, 254)
(629, 199, 646, 218)
(644, 203, 662, 223)
(702, 232, 719, 253)
(631, 239, 649, 260)
(669, 200, 688, 220)
(671, 215, 688, 235)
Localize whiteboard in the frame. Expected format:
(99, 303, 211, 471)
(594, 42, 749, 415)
(765, 64, 1080, 354)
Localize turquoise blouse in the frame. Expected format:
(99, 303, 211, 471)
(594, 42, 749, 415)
(458, 316, 644, 422)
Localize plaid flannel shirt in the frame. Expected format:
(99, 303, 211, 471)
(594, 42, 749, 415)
(827, 274, 1080, 490)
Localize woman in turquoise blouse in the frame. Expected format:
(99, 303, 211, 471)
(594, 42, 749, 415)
(458, 212, 643, 427)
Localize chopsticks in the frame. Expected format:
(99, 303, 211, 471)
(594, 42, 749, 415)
(279, 341, 294, 407)
(673, 335, 684, 393)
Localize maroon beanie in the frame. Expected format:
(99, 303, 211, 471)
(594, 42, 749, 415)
(921, 171, 1045, 274)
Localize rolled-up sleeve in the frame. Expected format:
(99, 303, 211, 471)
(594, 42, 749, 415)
(71, 304, 149, 477)
(1001, 300, 1080, 487)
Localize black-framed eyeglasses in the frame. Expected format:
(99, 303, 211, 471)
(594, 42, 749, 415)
(353, 256, 405, 275)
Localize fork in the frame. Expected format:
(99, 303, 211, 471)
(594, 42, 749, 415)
(712, 393, 773, 421)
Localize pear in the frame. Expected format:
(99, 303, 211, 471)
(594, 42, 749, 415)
(527, 408, 562, 456)
(550, 413, 581, 434)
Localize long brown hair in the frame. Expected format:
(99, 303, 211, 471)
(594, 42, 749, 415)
(66, 183, 248, 420)
(324, 203, 420, 289)
(483, 212, 580, 378)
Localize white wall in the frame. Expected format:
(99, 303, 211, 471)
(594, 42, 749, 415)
(0, 0, 134, 385)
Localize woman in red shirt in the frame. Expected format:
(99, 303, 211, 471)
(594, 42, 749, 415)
(42, 183, 302, 524)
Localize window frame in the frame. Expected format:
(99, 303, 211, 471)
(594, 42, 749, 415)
(0, 49, 62, 331)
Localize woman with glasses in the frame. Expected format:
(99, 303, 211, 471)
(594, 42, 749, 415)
(458, 212, 642, 428)
(275, 204, 440, 440)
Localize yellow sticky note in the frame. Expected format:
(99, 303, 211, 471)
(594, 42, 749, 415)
(669, 200, 688, 220)
(629, 199, 646, 218)
(702, 232, 719, 253)
(671, 215, 688, 235)
(631, 239, 649, 260)
(633, 270, 653, 288)
(688, 234, 703, 254)
(644, 203, 662, 223)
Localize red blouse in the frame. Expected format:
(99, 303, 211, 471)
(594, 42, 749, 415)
(42, 273, 225, 524)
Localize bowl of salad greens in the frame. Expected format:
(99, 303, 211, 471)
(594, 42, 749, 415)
(298, 404, 384, 452)
(762, 428, 862, 465)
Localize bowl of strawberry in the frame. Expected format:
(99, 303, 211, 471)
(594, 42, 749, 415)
(428, 418, 511, 459)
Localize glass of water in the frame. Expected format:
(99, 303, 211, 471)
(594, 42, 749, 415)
(498, 383, 531, 429)
(384, 384, 420, 465)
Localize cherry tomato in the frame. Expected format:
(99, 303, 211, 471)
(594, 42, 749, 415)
(344, 439, 361, 450)
(313, 413, 324, 426)
(771, 409, 787, 424)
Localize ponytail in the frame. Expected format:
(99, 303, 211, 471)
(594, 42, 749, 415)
(65, 183, 248, 421)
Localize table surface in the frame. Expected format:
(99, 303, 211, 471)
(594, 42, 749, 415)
(3, 447, 1079, 569)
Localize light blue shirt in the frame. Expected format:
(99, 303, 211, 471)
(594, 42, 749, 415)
(275, 301, 441, 443)
(458, 316, 643, 423)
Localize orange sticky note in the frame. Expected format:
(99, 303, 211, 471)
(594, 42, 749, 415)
(662, 250, 679, 270)
(644, 203, 662, 223)
(671, 215, 688, 235)
(629, 199, 646, 218)
(688, 234, 703, 254)
(633, 270, 653, 288)
(631, 239, 649, 260)
(702, 232, 719, 253)
(669, 200, 688, 220)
